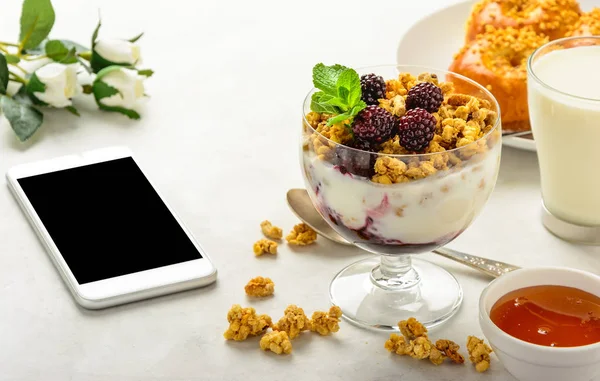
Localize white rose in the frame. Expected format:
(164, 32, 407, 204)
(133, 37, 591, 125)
(96, 67, 146, 109)
(95, 39, 141, 65)
(32, 63, 82, 108)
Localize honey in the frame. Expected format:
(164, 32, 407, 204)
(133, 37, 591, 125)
(490, 285, 600, 347)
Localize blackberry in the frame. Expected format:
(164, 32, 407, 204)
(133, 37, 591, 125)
(398, 108, 436, 152)
(334, 140, 378, 178)
(406, 82, 443, 113)
(360, 74, 386, 105)
(352, 105, 397, 144)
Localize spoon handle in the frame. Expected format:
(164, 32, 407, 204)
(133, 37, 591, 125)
(433, 247, 521, 278)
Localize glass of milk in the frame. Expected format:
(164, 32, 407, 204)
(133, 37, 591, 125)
(527, 36, 600, 244)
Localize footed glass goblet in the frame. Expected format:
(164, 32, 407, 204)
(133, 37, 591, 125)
(301, 65, 502, 331)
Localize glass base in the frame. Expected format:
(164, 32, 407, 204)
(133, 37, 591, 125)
(329, 256, 462, 332)
(541, 202, 600, 245)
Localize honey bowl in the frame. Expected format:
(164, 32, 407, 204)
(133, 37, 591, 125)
(479, 267, 600, 381)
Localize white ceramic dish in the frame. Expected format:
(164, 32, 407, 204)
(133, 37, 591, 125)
(397, 0, 597, 152)
(479, 267, 600, 381)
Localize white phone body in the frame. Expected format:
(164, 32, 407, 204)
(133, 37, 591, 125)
(6, 146, 217, 309)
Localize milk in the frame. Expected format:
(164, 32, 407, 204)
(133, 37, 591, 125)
(528, 45, 600, 226)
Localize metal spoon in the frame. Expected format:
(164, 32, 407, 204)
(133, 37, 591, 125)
(286, 188, 520, 278)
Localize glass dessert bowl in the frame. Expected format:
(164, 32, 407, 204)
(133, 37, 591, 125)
(301, 64, 502, 331)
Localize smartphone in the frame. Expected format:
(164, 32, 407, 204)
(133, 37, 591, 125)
(6, 146, 217, 309)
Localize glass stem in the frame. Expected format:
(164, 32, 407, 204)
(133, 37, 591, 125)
(371, 255, 420, 290)
(380, 255, 412, 278)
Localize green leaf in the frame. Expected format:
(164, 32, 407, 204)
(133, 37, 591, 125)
(310, 92, 338, 114)
(5, 55, 21, 64)
(0, 95, 43, 141)
(137, 69, 153, 77)
(26, 73, 46, 94)
(45, 40, 78, 63)
(59, 40, 89, 53)
(19, 0, 56, 50)
(92, 77, 139, 119)
(97, 103, 140, 120)
(65, 105, 80, 116)
(27, 39, 89, 55)
(25, 73, 47, 105)
(336, 69, 361, 106)
(91, 51, 129, 73)
(312, 63, 349, 95)
(91, 19, 101, 49)
(0, 54, 8, 95)
(13, 84, 35, 105)
(129, 32, 144, 43)
(326, 113, 352, 126)
(92, 80, 120, 100)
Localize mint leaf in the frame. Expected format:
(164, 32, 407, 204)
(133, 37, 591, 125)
(45, 40, 78, 63)
(0, 54, 8, 95)
(348, 100, 367, 117)
(5, 55, 20, 64)
(19, 0, 56, 50)
(310, 92, 338, 114)
(312, 63, 349, 95)
(129, 32, 144, 43)
(327, 113, 352, 126)
(1, 95, 43, 141)
(337, 68, 361, 106)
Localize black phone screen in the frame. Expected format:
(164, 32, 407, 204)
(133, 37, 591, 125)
(17, 157, 202, 284)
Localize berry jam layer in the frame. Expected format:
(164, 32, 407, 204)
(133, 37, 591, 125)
(303, 144, 500, 249)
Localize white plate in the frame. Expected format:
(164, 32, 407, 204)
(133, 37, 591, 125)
(397, 0, 595, 152)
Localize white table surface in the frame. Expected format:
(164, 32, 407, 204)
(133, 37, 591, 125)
(1, 0, 599, 380)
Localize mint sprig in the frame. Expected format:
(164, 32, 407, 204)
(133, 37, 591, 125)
(310, 63, 366, 126)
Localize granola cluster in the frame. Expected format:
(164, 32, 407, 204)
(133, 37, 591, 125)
(253, 221, 317, 256)
(244, 276, 275, 297)
(384, 317, 485, 371)
(253, 239, 278, 256)
(305, 72, 499, 184)
(273, 304, 311, 339)
(467, 335, 493, 372)
(226, 303, 342, 355)
(309, 306, 342, 336)
(223, 304, 272, 341)
(286, 223, 318, 246)
(260, 220, 282, 240)
(260, 331, 293, 355)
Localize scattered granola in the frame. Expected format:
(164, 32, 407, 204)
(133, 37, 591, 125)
(384, 332, 445, 365)
(436, 339, 465, 364)
(259, 331, 293, 355)
(253, 239, 278, 256)
(273, 304, 311, 339)
(309, 306, 342, 336)
(399, 317, 428, 340)
(260, 220, 282, 240)
(467, 335, 493, 373)
(385, 318, 473, 368)
(244, 276, 275, 297)
(223, 304, 272, 341)
(286, 223, 317, 246)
